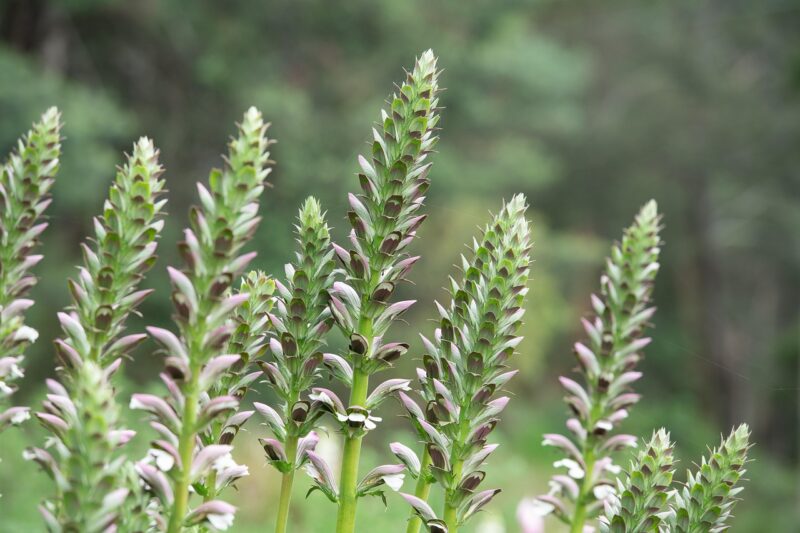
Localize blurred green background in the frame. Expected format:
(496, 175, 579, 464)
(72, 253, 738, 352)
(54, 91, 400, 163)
(0, 1, 798, 531)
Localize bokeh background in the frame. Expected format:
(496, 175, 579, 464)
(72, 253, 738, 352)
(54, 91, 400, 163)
(1, 1, 798, 531)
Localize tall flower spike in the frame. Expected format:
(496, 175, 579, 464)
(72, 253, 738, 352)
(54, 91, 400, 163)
(599, 429, 675, 532)
(134, 107, 273, 533)
(27, 137, 165, 532)
(202, 270, 275, 502)
(537, 200, 662, 532)
(669, 424, 751, 533)
(0, 107, 62, 430)
(319, 49, 441, 533)
(253, 196, 336, 533)
(398, 195, 532, 533)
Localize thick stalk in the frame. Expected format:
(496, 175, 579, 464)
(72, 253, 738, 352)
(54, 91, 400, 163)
(442, 459, 463, 532)
(168, 369, 200, 533)
(569, 449, 596, 533)
(405, 449, 432, 533)
(334, 368, 370, 533)
(275, 434, 299, 533)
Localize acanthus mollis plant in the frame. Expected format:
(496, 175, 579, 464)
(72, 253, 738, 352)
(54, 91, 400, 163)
(200, 269, 275, 503)
(26, 137, 166, 531)
(133, 107, 273, 532)
(599, 429, 675, 532)
(302, 49, 441, 533)
(252, 196, 336, 533)
(668, 424, 751, 533)
(537, 200, 662, 532)
(397, 195, 532, 533)
(0, 107, 62, 431)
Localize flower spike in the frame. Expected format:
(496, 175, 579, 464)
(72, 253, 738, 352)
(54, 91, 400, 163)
(255, 196, 337, 533)
(599, 429, 675, 532)
(318, 49, 442, 533)
(399, 194, 532, 533)
(28, 137, 166, 531)
(537, 200, 662, 532)
(132, 108, 273, 532)
(0, 107, 62, 431)
(669, 424, 751, 532)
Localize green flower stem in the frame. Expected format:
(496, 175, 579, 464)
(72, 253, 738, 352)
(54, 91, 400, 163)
(275, 387, 300, 533)
(169, 367, 200, 533)
(443, 458, 464, 532)
(405, 450, 432, 533)
(275, 433, 299, 533)
(335, 366, 370, 533)
(570, 449, 596, 533)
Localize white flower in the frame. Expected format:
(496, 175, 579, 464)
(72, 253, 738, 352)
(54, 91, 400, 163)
(207, 511, 235, 531)
(336, 411, 382, 431)
(148, 449, 175, 471)
(517, 498, 550, 533)
(14, 325, 39, 344)
(593, 484, 615, 501)
(553, 458, 585, 479)
(382, 472, 405, 491)
(594, 420, 613, 433)
(0, 381, 12, 395)
(129, 396, 145, 410)
(10, 409, 30, 424)
(212, 452, 237, 472)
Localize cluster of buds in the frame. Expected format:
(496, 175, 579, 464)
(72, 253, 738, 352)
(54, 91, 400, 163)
(398, 195, 532, 533)
(669, 424, 751, 532)
(254, 197, 335, 495)
(28, 137, 166, 531)
(537, 200, 662, 529)
(0, 107, 62, 430)
(133, 107, 273, 532)
(313, 50, 441, 533)
(599, 429, 675, 532)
